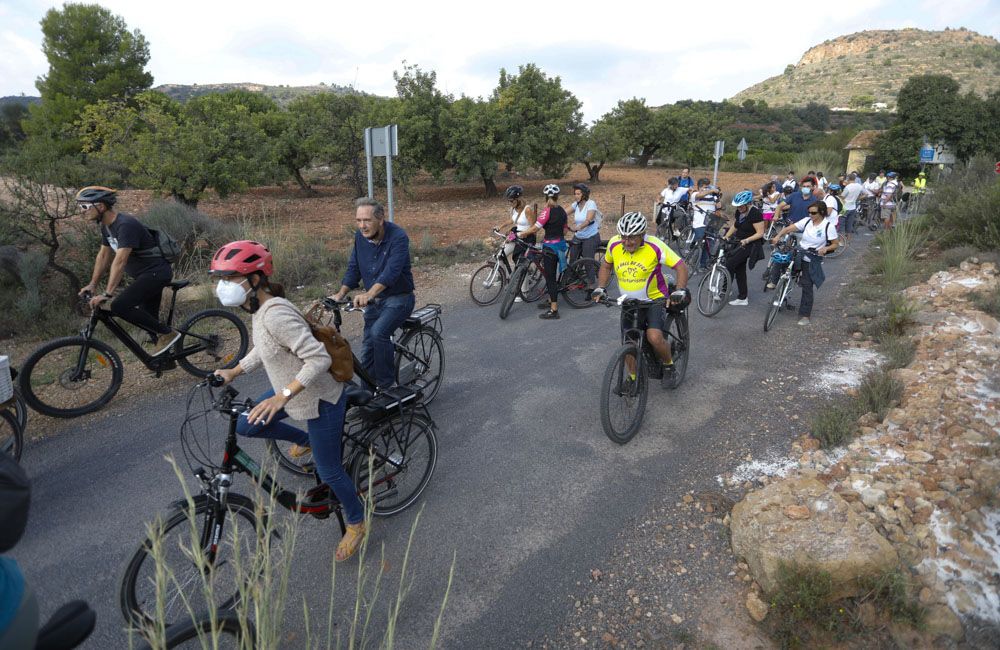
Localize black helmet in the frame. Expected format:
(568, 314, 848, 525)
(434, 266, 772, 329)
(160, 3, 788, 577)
(572, 182, 590, 198)
(75, 186, 117, 207)
(504, 185, 524, 200)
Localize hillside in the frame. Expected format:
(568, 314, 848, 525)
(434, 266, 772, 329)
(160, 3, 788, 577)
(153, 81, 359, 105)
(0, 96, 39, 108)
(731, 28, 1000, 110)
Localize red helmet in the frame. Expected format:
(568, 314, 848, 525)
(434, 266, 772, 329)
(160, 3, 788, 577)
(209, 240, 273, 277)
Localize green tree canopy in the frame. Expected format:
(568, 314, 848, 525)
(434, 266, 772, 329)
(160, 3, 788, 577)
(394, 63, 452, 179)
(443, 97, 500, 196)
(578, 116, 626, 182)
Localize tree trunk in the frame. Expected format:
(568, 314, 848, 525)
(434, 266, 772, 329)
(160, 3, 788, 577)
(637, 145, 659, 168)
(482, 176, 498, 198)
(504, 161, 514, 173)
(290, 166, 316, 195)
(171, 192, 199, 209)
(587, 161, 605, 182)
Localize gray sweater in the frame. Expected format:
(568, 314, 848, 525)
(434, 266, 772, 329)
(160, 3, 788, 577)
(239, 297, 343, 420)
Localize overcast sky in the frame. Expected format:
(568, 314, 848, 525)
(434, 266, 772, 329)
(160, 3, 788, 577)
(2, 0, 998, 120)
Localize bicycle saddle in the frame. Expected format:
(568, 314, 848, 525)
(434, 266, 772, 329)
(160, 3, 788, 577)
(169, 280, 191, 291)
(344, 384, 373, 409)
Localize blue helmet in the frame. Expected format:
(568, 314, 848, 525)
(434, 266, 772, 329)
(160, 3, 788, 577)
(887, 171, 898, 178)
(731, 190, 754, 207)
(828, 184, 842, 192)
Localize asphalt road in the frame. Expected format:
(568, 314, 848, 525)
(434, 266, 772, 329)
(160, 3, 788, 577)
(11, 236, 866, 648)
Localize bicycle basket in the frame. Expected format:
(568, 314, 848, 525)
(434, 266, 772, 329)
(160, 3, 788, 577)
(707, 214, 726, 232)
(0, 356, 12, 404)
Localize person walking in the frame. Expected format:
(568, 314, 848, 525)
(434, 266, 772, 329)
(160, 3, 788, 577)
(722, 190, 765, 306)
(210, 241, 367, 562)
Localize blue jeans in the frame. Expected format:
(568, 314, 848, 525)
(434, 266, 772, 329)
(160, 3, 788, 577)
(690, 227, 709, 268)
(360, 293, 415, 388)
(236, 389, 364, 525)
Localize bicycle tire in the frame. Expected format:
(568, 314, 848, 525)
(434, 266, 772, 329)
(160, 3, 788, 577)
(498, 265, 525, 319)
(352, 412, 438, 516)
(764, 276, 788, 331)
(599, 343, 648, 445)
(177, 309, 249, 377)
(136, 610, 256, 650)
(120, 493, 264, 629)
(266, 438, 316, 478)
(683, 239, 702, 273)
(521, 262, 546, 303)
(696, 266, 732, 317)
(19, 337, 123, 418)
(469, 262, 507, 306)
(561, 259, 599, 308)
(394, 326, 445, 404)
(665, 312, 689, 389)
(10, 389, 27, 434)
(0, 409, 23, 462)
(826, 237, 847, 259)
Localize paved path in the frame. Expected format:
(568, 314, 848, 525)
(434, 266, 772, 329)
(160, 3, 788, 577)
(11, 238, 866, 648)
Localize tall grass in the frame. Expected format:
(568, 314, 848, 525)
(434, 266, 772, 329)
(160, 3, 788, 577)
(868, 220, 927, 289)
(791, 149, 845, 178)
(923, 156, 1000, 250)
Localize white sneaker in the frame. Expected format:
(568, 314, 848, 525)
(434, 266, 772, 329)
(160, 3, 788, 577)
(766, 282, 776, 289)
(514, 296, 523, 303)
(797, 317, 810, 326)
(729, 298, 748, 306)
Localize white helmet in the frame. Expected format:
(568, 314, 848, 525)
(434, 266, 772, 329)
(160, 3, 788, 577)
(617, 211, 647, 237)
(542, 184, 560, 197)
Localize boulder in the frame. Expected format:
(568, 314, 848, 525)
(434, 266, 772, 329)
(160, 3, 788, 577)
(730, 477, 898, 599)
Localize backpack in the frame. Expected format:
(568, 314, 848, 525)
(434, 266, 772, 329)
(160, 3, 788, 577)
(304, 303, 354, 382)
(133, 228, 182, 263)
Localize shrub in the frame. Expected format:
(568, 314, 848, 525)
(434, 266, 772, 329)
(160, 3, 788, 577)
(869, 220, 927, 289)
(971, 283, 1000, 318)
(235, 208, 343, 292)
(811, 400, 859, 449)
(142, 200, 241, 278)
(924, 157, 1000, 250)
(878, 335, 916, 370)
(856, 369, 903, 420)
(791, 149, 845, 177)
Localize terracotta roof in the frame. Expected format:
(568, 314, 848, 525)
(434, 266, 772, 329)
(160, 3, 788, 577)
(845, 130, 884, 150)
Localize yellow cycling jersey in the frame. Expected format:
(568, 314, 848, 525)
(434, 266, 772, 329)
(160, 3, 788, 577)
(604, 234, 683, 300)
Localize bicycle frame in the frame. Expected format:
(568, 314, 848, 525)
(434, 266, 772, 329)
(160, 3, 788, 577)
(616, 299, 682, 377)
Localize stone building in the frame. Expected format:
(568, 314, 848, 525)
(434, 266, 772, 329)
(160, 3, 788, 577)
(844, 130, 884, 173)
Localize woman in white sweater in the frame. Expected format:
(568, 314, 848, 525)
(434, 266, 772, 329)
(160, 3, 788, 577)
(209, 240, 366, 562)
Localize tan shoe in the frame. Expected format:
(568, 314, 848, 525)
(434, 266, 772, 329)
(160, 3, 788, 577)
(289, 444, 311, 458)
(151, 330, 181, 356)
(336, 521, 367, 562)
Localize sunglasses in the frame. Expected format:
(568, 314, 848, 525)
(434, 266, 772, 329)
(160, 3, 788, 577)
(808, 210, 820, 215)
(78, 202, 94, 211)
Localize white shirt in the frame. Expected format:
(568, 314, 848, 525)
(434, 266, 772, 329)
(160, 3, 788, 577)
(842, 182, 864, 210)
(659, 187, 689, 205)
(824, 195, 840, 223)
(782, 179, 797, 190)
(691, 193, 718, 228)
(817, 177, 829, 191)
(511, 206, 531, 232)
(795, 217, 838, 251)
(762, 191, 781, 213)
(863, 180, 880, 196)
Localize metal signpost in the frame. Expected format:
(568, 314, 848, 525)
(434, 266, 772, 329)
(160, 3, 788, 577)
(737, 138, 748, 161)
(364, 125, 399, 221)
(712, 140, 725, 186)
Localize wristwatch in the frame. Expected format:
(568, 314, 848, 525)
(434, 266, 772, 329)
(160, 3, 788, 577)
(281, 387, 293, 399)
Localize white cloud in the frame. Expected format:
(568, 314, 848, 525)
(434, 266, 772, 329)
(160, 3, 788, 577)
(1, 0, 996, 118)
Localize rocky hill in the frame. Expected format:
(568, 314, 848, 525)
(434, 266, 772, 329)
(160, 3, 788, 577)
(731, 28, 1000, 110)
(153, 81, 358, 105)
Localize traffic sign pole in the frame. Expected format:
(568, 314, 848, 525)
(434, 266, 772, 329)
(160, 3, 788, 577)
(712, 140, 725, 186)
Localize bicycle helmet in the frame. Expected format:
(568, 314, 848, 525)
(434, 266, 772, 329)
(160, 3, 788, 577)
(572, 182, 590, 198)
(617, 211, 647, 237)
(886, 171, 898, 178)
(542, 184, 560, 198)
(75, 186, 117, 206)
(504, 185, 524, 200)
(209, 240, 274, 277)
(828, 184, 842, 192)
(731, 190, 754, 207)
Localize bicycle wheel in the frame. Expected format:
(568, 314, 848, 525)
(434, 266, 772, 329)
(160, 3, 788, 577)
(521, 262, 546, 303)
(177, 309, 249, 377)
(120, 493, 263, 629)
(683, 240, 702, 273)
(11, 389, 27, 433)
(561, 259, 599, 308)
(498, 265, 525, 320)
(19, 337, 123, 418)
(140, 610, 255, 650)
(395, 326, 445, 404)
(352, 412, 438, 516)
(266, 439, 315, 478)
(665, 312, 689, 389)
(0, 409, 23, 462)
(826, 236, 847, 259)
(764, 276, 788, 331)
(469, 262, 507, 306)
(599, 343, 648, 445)
(696, 265, 732, 317)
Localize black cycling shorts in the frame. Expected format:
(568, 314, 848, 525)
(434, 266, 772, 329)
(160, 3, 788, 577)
(621, 301, 667, 335)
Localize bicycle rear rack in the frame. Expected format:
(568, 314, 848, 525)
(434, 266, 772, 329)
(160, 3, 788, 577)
(404, 304, 442, 334)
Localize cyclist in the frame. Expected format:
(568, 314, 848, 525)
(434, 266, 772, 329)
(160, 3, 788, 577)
(496, 184, 536, 264)
(760, 180, 781, 224)
(840, 173, 865, 244)
(657, 176, 690, 237)
(567, 182, 601, 285)
(769, 201, 839, 326)
(519, 184, 568, 319)
(879, 171, 901, 230)
(688, 178, 722, 271)
(913, 171, 927, 194)
(76, 186, 179, 356)
(722, 190, 765, 306)
(209, 241, 367, 562)
(782, 171, 798, 191)
(771, 176, 819, 226)
(824, 184, 843, 229)
(331, 198, 416, 388)
(677, 167, 694, 205)
(592, 212, 690, 387)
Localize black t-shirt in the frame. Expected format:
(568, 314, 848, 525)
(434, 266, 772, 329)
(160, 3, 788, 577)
(732, 206, 763, 240)
(540, 205, 568, 242)
(100, 213, 171, 278)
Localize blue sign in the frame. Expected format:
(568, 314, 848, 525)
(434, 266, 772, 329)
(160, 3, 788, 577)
(919, 145, 935, 163)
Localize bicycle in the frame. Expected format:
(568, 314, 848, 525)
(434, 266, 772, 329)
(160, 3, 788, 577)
(1, 362, 23, 461)
(265, 296, 443, 477)
(135, 610, 256, 649)
(764, 244, 815, 332)
(498, 239, 600, 319)
(119, 377, 438, 628)
(469, 229, 544, 306)
(654, 202, 688, 246)
(17, 283, 248, 418)
(696, 238, 741, 317)
(597, 296, 689, 445)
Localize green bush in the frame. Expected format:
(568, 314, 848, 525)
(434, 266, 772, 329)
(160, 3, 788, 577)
(971, 283, 1000, 318)
(856, 369, 903, 420)
(878, 335, 916, 370)
(924, 157, 1000, 250)
(811, 400, 859, 449)
(142, 200, 241, 278)
(791, 149, 846, 177)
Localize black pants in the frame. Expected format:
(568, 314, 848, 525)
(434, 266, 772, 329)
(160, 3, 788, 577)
(542, 249, 560, 304)
(569, 234, 600, 284)
(111, 268, 172, 336)
(798, 258, 816, 317)
(724, 246, 751, 300)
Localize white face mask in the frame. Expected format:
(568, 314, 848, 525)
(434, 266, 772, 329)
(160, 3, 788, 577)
(215, 279, 250, 307)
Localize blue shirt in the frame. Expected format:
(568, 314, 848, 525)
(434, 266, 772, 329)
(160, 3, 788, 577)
(677, 177, 693, 201)
(342, 221, 415, 297)
(0, 557, 25, 635)
(782, 192, 819, 221)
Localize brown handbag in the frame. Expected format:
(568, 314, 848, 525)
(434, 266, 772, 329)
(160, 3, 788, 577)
(304, 303, 354, 382)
